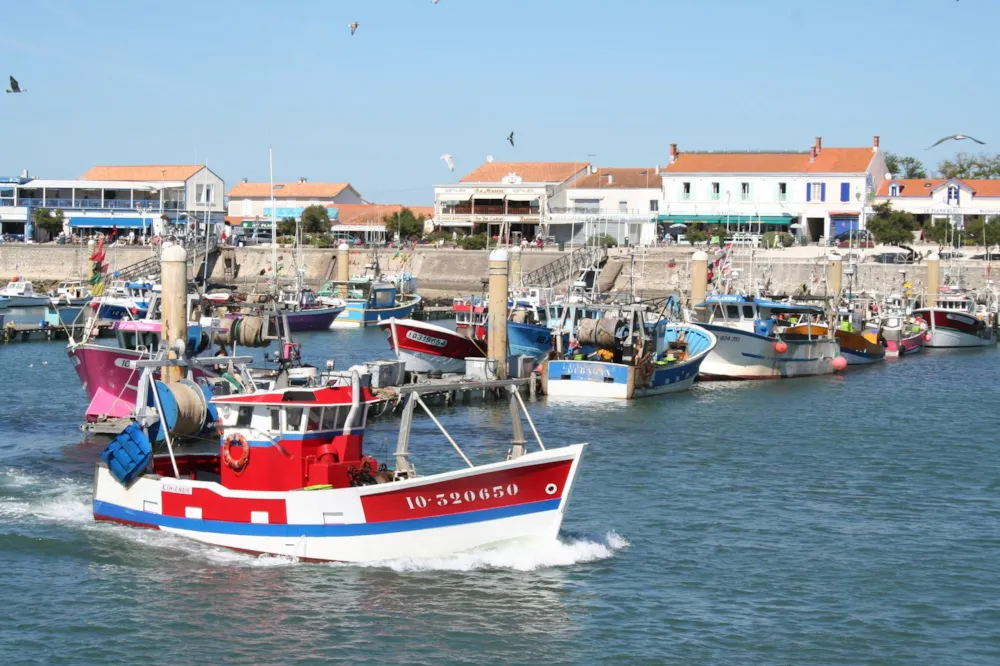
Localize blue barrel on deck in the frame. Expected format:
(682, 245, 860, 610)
(101, 423, 152, 486)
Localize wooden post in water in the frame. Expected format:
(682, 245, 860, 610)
(925, 252, 939, 307)
(690, 250, 708, 320)
(827, 253, 842, 299)
(337, 242, 350, 297)
(487, 248, 509, 379)
(510, 245, 522, 287)
(161, 244, 188, 384)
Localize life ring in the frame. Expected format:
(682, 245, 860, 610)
(222, 433, 250, 472)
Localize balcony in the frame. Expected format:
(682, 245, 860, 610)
(14, 198, 183, 211)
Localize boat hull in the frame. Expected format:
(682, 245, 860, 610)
(332, 296, 422, 328)
(883, 330, 925, 358)
(92, 444, 584, 562)
(284, 306, 345, 332)
(913, 308, 997, 348)
(380, 318, 483, 374)
(5, 295, 50, 307)
(697, 323, 838, 380)
(835, 330, 886, 365)
(508, 322, 556, 360)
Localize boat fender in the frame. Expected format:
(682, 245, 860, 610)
(222, 433, 250, 472)
(831, 356, 848, 371)
(924, 333, 932, 342)
(773, 341, 788, 354)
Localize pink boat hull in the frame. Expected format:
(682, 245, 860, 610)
(884, 332, 925, 358)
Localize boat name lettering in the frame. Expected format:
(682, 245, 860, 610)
(566, 363, 613, 378)
(405, 330, 448, 348)
(162, 483, 192, 495)
(114, 358, 136, 369)
(715, 335, 740, 342)
(404, 483, 520, 510)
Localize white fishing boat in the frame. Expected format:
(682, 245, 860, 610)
(0, 277, 49, 307)
(696, 295, 842, 379)
(48, 280, 93, 307)
(913, 292, 997, 348)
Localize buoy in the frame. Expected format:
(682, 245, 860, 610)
(831, 356, 848, 371)
(773, 341, 788, 354)
(924, 333, 932, 342)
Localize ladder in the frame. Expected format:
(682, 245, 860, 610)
(520, 245, 606, 288)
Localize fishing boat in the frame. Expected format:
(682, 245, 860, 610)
(92, 355, 586, 563)
(48, 280, 93, 307)
(327, 280, 421, 328)
(94, 281, 156, 320)
(453, 295, 488, 338)
(786, 321, 885, 366)
(379, 318, 485, 374)
(696, 295, 842, 379)
(879, 315, 926, 357)
(275, 286, 346, 332)
(912, 292, 997, 348)
(0, 277, 49, 307)
(0, 296, 9, 310)
(545, 305, 716, 399)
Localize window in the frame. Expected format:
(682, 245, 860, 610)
(285, 407, 303, 432)
(889, 183, 899, 197)
(682, 182, 691, 200)
(649, 199, 659, 212)
(840, 182, 850, 203)
(740, 182, 750, 201)
(947, 185, 960, 204)
(742, 305, 755, 319)
(809, 182, 823, 201)
(778, 182, 787, 201)
(305, 409, 322, 432)
(618, 200, 627, 213)
(573, 198, 599, 213)
(237, 407, 254, 428)
(725, 305, 741, 319)
(196, 184, 214, 205)
(270, 408, 281, 431)
(710, 182, 721, 200)
(242, 199, 252, 215)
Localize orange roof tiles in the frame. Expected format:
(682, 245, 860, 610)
(569, 167, 663, 189)
(663, 148, 875, 174)
(81, 165, 205, 181)
(326, 203, 434, 226)
(227, 182, 353, 199)
(876, 178, 1000, 197)
(460, 162, 588, 183)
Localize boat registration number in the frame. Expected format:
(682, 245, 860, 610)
(406, 330, 448, 348)
(162, 483, 192, 495)
(404, 483, 520, 510)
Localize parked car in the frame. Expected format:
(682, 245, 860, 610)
(834, 229, 874, 248)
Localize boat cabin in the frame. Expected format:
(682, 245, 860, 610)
(1, 278, 38, 297)
(113, 320, 210, 355)
(931, 294, 976, 314)
(701, 295, 826, 338)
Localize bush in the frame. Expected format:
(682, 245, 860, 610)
(424, 230, 451, 243)
(708, 225, 730, 242)
(458, 233, 487, 250)
(762, 231, 795, 248)
(685, 227, 708, 244)
(587, 233, 618, 248)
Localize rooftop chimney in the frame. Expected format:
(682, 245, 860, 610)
(873, 135, 880, 152)
(810, 146, 817, 162)
(606, 173, 614, 185)
(20, 169, 28, 179)
(815, 136, 822, 154)
(298, 177, 308, 183)
(655, 164, 660, 175)
(241, 177, 248, 183)
(669, 143, 678, 163)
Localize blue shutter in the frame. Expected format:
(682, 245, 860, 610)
(840, 182, 849, 202)
(820, 183, 826, 202)
(806, 184, 812, 202)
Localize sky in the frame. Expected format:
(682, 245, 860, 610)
(0, 0, 996, 204)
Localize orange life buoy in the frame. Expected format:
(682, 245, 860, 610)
(222, 433, 250, 472)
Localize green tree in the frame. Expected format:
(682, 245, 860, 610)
(33, 207, 65, 238)
(384, 207, 426, 239)
(300, 205, 331, 234)
(458, 233, 487, 250)
(276, 216, 296, 236)
(937, 152, 1000, 179)
(885, 152, 927, 179)
(923, 218, 953, 245)
(865, 201, 917, 245)
(963, 216, 1000, 247)
(587, 233, 618, 248)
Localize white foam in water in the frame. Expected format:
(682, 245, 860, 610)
(0, 468, 92, 526)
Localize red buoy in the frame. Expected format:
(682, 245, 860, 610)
(773, 341, 788, 354)
(831, 356, 848, 371)
(924, 333, 932, 343)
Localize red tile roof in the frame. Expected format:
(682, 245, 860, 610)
(227, 182, 354, 199)
(326, 203, 434, 226)
(664, 148, 875, 174)
(460, 161, 588, 183)
(81, 165, 205, 181)
(569, 167, 663, 189)
(877, 178, 1000, 197)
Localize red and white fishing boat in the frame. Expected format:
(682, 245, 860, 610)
(453, 296, 488, 339)
(379, 318, 485, 374)
(879, 315, 926, 358)
(92, 356, 585, 562)
(913, 293, 997, 348)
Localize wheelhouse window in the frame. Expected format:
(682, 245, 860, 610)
(742, 305, 755, 319)
(270, 408, 281, 431)
(725, 305, 741, 319)
(236, 407, 254, 428)
(285, 407, 304, 432)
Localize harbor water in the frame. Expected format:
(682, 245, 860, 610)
(1, 320, 999, 664)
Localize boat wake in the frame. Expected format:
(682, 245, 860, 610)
(0, 468, 92, 526)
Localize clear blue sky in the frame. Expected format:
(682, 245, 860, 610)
(0, 0, 995, 203)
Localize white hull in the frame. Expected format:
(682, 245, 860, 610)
(698, 325, 838, 379)
(925, 327, 996, 348)
(546, 373, 697, 399)
(93, 445, 584, 563)
(393, 348, 467, 374)
(4, 295, 50, 307)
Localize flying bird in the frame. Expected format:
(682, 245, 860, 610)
(7, 76, 25, 93)
(926, 134, 985, 150)
(440, 154, 454, 172)
(348, 22, 359, 36)
(507, 132, 515, 147)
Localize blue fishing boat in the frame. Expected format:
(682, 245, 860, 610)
(330, 281, 421, 328)
(545, 305, 716, 399)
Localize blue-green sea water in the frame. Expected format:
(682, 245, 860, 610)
(1, 311, 998, 664)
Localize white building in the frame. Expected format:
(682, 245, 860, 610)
(548, 167, 662, 245)
(226, 179, 364, 227)
(874, 178, 1000, 228)
(0, 164, 224, 239)
(434, 161, 589, 241)
(659, 137, 889, 242)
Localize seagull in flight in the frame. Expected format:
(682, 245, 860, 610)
(507, 132, 515, 147)
(440, 154, 454, 172)
(6, 76, 25, 93)
(348, 22, 359, 36)
(926, 134, 985, 150)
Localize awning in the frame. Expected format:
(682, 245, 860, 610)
(438, 193, 471, 202)
(471, 192, 504, 200)
(68, 217, 148, 229)
(656, 214, 793, 226)
(504, 193, 541, 202)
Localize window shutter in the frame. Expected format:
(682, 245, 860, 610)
(821, 183, 826, 202)
(840, 183, 849, 202)
(806, 184, 812, 202)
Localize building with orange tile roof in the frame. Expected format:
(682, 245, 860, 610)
(874, 178, 1000, 227)
(226, 177, 363, 223)
(548, 167, 665, 245)
(659, 136, 889, 242)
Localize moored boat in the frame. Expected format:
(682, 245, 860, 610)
(379, 317, 485, 374)
(48, 280, 93, 307)
(0, 277, 49, 307)
(879, 315, 926, 358)
(913, 293, 997, 348)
